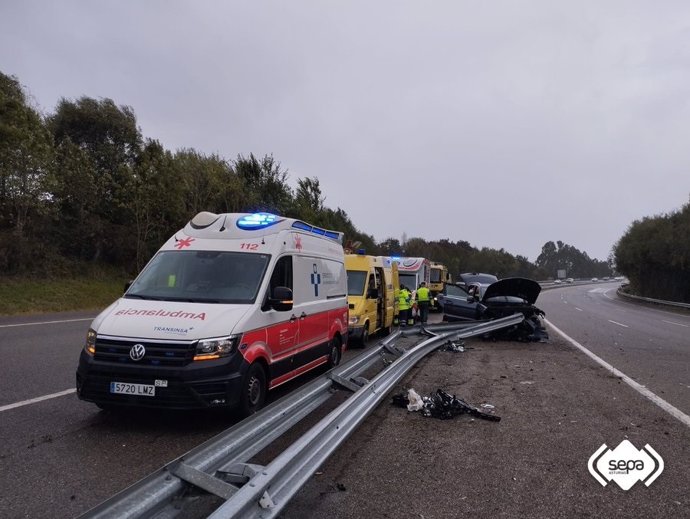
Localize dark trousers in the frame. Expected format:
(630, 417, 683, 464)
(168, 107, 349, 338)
(399, 308, 409, 326)
(418, 301, 430, 324)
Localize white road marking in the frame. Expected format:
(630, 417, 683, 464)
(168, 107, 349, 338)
(546, 320, 690, 428)
(662, 320, 689, 328)
(602, 289, 617, 301)
(575, 307, 583, 312)
(0, 389, 76, 413)
(0, 317, 93, 329)
(608, 320, 628, 328)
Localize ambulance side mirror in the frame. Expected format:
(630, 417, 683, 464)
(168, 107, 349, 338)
(270, 286, 293, 311)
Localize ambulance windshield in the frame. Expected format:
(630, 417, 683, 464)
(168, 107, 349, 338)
(125, 251, 270, 304)
(399, 273, 417, 290)
(346, 270, 367, 296)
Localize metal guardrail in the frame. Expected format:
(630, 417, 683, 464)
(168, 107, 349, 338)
(538, 279, 689, 309)
(616, 287, 690, 310)
(79, 314, 523, 519)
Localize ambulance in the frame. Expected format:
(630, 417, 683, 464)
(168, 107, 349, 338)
(429, 261, 452, 310)
(389, 256, 431, 322)
(392, 257, 431, 294)
(76, 212, 349, 415)
(345, 253, 399, 345)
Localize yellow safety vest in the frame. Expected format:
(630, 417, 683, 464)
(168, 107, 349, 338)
(416, 286, 430, 302)
(398, 289, 411, 310)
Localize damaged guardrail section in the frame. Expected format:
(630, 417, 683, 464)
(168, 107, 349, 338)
(79, 314, 524, 519)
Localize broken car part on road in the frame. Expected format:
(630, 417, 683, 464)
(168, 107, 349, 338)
(78, 314, 524, 519)
(392, 388, 501, 422)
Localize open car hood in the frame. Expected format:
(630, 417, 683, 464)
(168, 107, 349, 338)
(482, 277, 541, 305)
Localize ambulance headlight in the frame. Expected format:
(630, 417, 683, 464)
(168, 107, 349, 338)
(194, 335, 240, 361)
(348, 316, 360, 325)
(84, 328, 97, 355)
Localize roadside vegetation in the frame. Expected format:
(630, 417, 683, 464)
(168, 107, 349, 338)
(1, 70, 624, 315)
(0, 267, 126, 315)
(614, 199, 690, 303)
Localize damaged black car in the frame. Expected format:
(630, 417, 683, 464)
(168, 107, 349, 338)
(438, 277, 548, 341)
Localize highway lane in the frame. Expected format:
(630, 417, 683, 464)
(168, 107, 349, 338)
(0, 311, 370, 518)
(539, 281, 690, 418)
(0, 311, 231, 518)
(0, 311, 97, 407)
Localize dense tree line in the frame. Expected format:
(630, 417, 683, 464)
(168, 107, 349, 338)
(535, 240, 611, 280)
(0, 72, 377, 275)
(1, 71, 610, 282)
(614, 200, 690, 303)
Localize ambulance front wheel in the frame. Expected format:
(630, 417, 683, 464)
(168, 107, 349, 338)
(327, 336, 342, 368)
(239, 362, 267, 416)
(360, 324, 369, 347)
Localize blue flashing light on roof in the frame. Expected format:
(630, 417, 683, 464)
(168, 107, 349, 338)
(357, 249, 366, 255)
(292, 221, 312, 232)
(291, 221, 343, 243)
(236, 213, 281, 230)
(390, 256, 402, 263)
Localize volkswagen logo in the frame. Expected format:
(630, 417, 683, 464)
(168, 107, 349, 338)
(129, 343, 146, 361)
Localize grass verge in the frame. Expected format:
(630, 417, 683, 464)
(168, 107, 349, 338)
(0, 274, 127, 316)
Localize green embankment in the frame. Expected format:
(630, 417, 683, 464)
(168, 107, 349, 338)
(0, 275, 126, 316)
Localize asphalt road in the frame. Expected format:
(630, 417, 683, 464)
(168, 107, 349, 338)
(1, 292, 689, 518)
(538, 281, 690, 417)
(0, 310, 367, 518)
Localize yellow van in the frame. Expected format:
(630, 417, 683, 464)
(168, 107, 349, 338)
(429, 261, 452, 310)
(345, 254, 399, 346)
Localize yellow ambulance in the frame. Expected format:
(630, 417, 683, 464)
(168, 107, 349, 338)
(429, 261, 452, 310)
(345, 253, 399, 346)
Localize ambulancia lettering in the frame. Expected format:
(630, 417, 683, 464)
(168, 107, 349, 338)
(116, 309, 206, 320)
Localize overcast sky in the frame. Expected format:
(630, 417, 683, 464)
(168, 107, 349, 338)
(2, 1, 689, 262)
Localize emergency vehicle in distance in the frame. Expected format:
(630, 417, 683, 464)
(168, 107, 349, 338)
(76, 212, 349, 416)
(345, 253, 399, 346)
(429, 261, 452, 310)
(389, 256, 431, 322)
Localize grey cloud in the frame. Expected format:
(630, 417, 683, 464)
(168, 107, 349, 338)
(2, 0, 689, 261)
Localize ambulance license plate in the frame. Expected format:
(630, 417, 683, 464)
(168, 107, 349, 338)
(110, 382, 155, 397)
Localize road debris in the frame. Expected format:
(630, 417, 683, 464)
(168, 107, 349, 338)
(439, 340, 465, 352)
(392, 388, 501, 422)
(405, 388, 425, 411)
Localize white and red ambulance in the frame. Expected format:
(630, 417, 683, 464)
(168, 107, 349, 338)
(77, 212, 348, 415)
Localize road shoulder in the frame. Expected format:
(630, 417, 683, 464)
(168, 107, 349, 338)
(282, 336, 690, 518)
